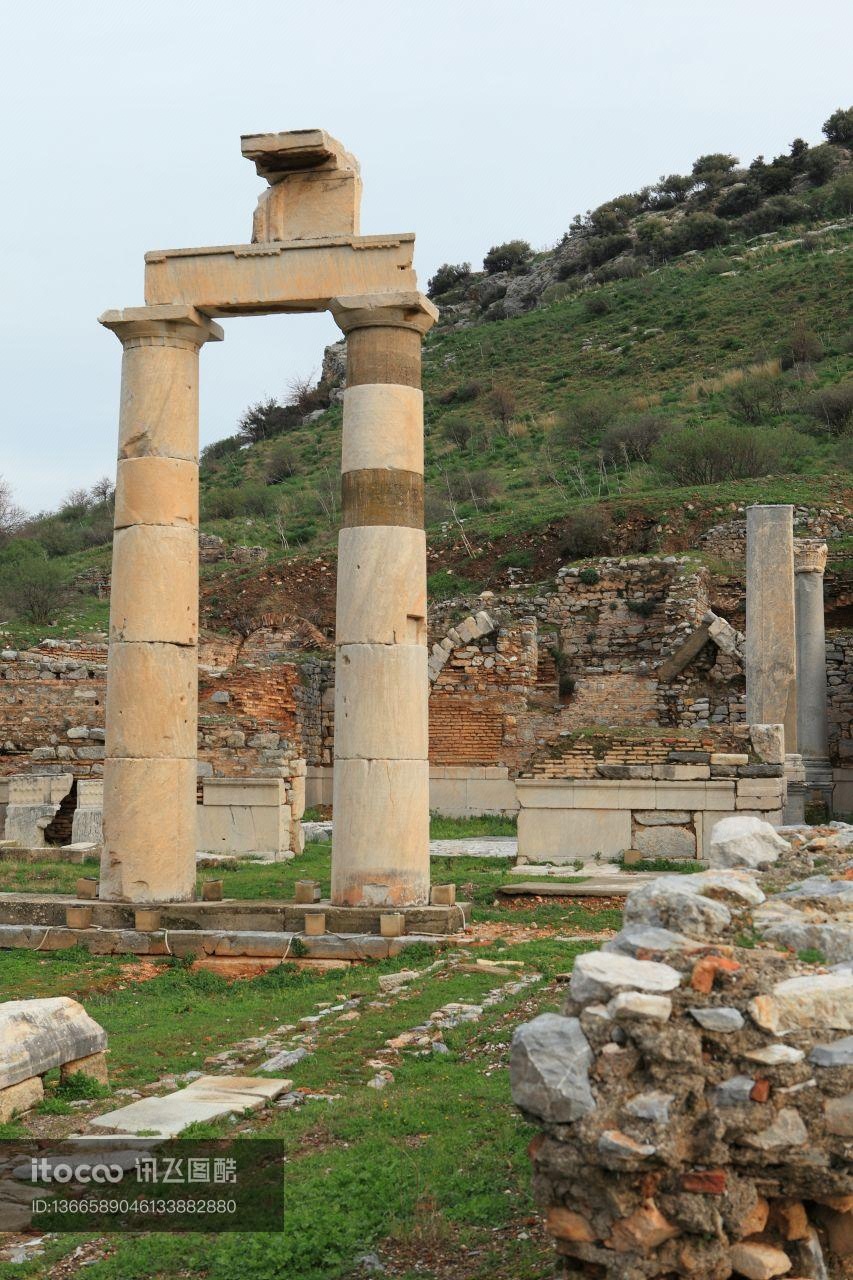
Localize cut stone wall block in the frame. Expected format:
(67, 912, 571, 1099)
(109, 525, 199, 645)
(336, 526, 426, 645)
(114, 456, 198, 530)
(100, 757, 197, 902)
(341, 383, 424, 474)
(105, 642, 197, 758)
(0, 1075, 44, 1123)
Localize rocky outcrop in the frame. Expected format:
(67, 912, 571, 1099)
(511, 824, 853, 1279)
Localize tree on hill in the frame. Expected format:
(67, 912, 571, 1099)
(483, 240, 532, 274)
(0, 476, 24, 545)
(427, 262, 471, 298)
(823, 107, 853, 148)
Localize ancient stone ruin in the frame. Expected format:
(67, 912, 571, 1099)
(98, 128, 436, 907)
(510, 821, 852, 1279)
(0, 998, 108, 1123)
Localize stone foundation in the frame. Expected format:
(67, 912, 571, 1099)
(510, 824, 852, 1279)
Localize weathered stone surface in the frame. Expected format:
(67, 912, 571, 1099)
(689, 1005, 744, 1032)
(729, 1240, 793, 1279)
(633, 825, 696, 859)
(570, 951, 682, 1003)
(0, 997, 107, 1089)
(741, 1108, 809, 1150)
(545, 1206, 596, 1242)
(0, 1076, 44, 1123)
(91, 1075, 289, 1137)
(598, 1130, 656, 1160)
(745, 1044, 804, 1065)
(603, 925, 698, 957)
(633, 810, 690, 826)
(336, 526, 426, 647)
(708, 815, 790, 869)
(608, 1201, 680, 1252)
(714, 1075, 756, 1106)
(623, 878, 732, 939)
(750, 973, 853, 1033)
(749, 724, 786, 766)
(624, 1090, 673, 1123)
(809, 1035, 853, 1067)
(60, 1051, 109, 1085)
(509, 1013, 595, 1123)
(824, 1094, 853, 1136)
(608, 992, 672, 1021)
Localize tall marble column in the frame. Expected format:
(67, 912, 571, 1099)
(745, 504, 798, 749)
(98, 305, 223, 902)
(329, 292, 438, 907)
(794, 539, 832, 802)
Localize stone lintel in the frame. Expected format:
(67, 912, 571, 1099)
(331, 290, 439, 335)
(793, 538, 828, 575)
(143, 237, 416, 316)
(241, 129, 358, 181)
(99, 305, 224, 344)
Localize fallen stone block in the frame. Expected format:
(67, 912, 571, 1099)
(709, 815, 790, 869)
(0, 997, 107, 1090)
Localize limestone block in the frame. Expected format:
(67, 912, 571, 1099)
(76, 780, 104, 807)
(252, 167, 362, 242)
(60, 1051, 109, 1085)
(708, 815, 790, 869)
(201, 778, 284, 808)
(0, 996, 107, 1090)
(427, 776, 469, 817)
(334, 644, 428, 760)
(0, 1076, 44, 1122)
(336, 526, 426, 645)
(70, 806, 103, 846)
(100, 757, 197, 902)
(118, 340, 201, 462)
(510, 1013, 595, 1123)
(517, 807, 631, 862)
(105, 642, 197, 758)
(4, 804, 57, 848)
(569, 951, 682, 1002)
(633, 825, 696, 859)
(750, 723, 786, 764)
(145, 239, 419, 317)
(466, 777, 519, 814)
(341, 384, 423, 474)
(109, 525, 198, 645)
(331, 758, 429, 906)
(114, 457, 198, 529)
(749, 972, 853, 1033)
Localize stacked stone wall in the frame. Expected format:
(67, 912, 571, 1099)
(827, 628, 853, 765)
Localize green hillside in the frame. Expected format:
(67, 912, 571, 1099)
(2, 111, 852, 642)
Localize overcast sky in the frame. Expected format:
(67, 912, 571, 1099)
(1, 0, 851, 513)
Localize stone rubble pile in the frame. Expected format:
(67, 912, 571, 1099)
(510, 820, 853, 1280)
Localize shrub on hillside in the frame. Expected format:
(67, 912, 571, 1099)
(441, 414, 474, 449)
(823, 107, 853, 148)
(716, 182, 762, 218)
(804, 144, 839, 185)
(0, 550, 65, 624)
(483, 240, 532, 274)
(264, 440, 300, 484)
(583, 292, 612, 317)
(652, 421, 810, 484)
(427, 262, 472, 298)
(558, 392, 622, 443)
(779, 321, 823, 369)
(600, 413, 665, 464)
(673, 212, 730, 251)
(805, 381, 853, 435)
(651, 174, 694, 208)
(238, 398, 299, 443)
(201, 436, 242, 471)
(203, 482, 275, 519)
(727, 371, 785, 424)
(691, 154, 739, 189)
(738, 195, 808, 235)
(825, 174, 853, 217)
(489, 384, 517, 424)
(559, 508, 612, 559)
(436, 380, 482, 406)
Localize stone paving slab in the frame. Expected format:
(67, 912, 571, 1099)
(429, 837, 517, 859)
(89, 1075, 291, 1138)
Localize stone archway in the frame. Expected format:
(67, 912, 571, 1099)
(99, 130, 437, 907)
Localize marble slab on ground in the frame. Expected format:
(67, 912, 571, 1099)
(429, 837, 517, 859)
(88, 1075, 291, 1138)
(510, 863, 662, 877)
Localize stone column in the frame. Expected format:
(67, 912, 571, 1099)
(329, 292, 438, 907)
(745, 505, 797, 750)
(794, 539, 832, 804)
(98, 305, 223, 902)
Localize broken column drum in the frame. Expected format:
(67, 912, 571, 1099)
(98, 129, 436, 906)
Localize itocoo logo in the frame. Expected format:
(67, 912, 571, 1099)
(31, 1159, 124, 1184)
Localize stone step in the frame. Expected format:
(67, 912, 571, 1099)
(0, 892, 464, 936)
(0, 923, 451, 960)
(498, 876, 660, 897)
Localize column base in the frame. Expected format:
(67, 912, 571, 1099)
(783, 753, 806, 825)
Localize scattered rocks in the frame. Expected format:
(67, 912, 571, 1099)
(569, 951, 682, 1003)
(688, 1005, 744, 1032)
(708, 815, 790, 869)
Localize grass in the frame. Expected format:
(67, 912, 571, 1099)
(0, 921, 605, 1279)
(429, 813, 517, 839)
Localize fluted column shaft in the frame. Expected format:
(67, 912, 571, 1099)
(98, 305, 223, 902)
(329, 292, 438, 907)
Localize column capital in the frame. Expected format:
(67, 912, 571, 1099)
(793, 538, 828, 575)
(98, 305, 224, 348)
(330, 291, 438, 336)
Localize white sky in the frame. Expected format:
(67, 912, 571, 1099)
(1, 0, 851, 513)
